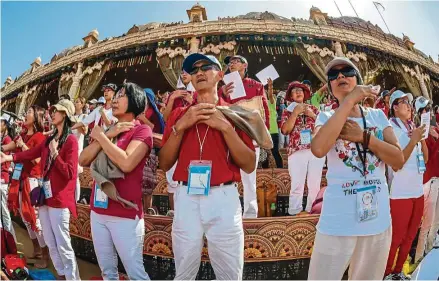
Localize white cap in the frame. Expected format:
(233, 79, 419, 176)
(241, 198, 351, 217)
(414, 96, 430, 113)
(406, 92, 414, 104)
(389, 90, 408, 108)
(97, 97, 105, 104)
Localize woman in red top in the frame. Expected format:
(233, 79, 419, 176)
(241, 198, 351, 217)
(1, 99, 80, 280)
(79, 82, 152, 280)
(281, 81, 325, 215)
(0, 116, 17, 258)
(2, 106, 48, 268)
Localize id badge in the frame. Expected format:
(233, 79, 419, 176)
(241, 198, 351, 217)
(28, 178, 39, 192)
(42, 180, 53, 199)
(12, 163, 23, 181)
(187, 160, 212, 196)
(356, 186, 378, 222)
(93, 184, 108, 209)
(300, 129, 312, 145)
(417, 153, 426, 174)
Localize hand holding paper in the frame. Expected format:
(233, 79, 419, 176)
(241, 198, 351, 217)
(223, 71, 246, 100)
(256, 64, 280, 86)
(420, 112, 430, 140)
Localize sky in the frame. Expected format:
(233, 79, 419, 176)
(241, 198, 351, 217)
(1, 0, 438, 84)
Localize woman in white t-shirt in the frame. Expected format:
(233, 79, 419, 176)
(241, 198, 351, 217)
(383, 91, 428, 280)
(308, 57, 404, 280)
(73, 97, 87, 202)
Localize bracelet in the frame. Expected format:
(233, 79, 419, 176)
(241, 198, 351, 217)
(171, 125, 179, 136)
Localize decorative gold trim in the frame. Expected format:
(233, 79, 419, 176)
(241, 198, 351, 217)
(2, 19, 439, 97)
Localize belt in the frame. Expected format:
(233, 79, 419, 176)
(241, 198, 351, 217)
(178, 180, 235, 187)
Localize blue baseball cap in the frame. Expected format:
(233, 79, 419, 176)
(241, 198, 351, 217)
(182, 54, 222, 74)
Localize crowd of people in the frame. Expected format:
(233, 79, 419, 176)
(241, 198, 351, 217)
(0, 53, 438, 280)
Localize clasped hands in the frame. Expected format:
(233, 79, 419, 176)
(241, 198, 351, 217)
(175, 103, 231, 133)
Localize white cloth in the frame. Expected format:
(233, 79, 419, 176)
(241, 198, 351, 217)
(172, 184, 244, 280)
(308, 226, 392, 280)
(166, 161, 178, 194)
(38, 206, 80, 280)
(415, 178, 439, 262)
(0, 183, 16, 243)
(90, 211, 150, 280)
(81, 107, 115, 131)
(389, 118, 424, 199)
(241, 145, 260, 218)
(287, 149, 325, 215)
(315, 108, 391, 236)
(19, 180, 46, 247)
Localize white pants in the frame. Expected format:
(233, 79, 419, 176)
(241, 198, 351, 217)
(18, 182, 46, 247)
(39, 206, 80, 280)
(172, 184, 244, 280)
(166, 161, 178, 194)
(75, 178, 81, 202)
(91, 211, 149, 280)
(308, 227, 392, 280)
(0, 183, 16, 242)
(415, 177, 439, 262)
(287, 149, 325, 215)
(241, 146, 260, 218)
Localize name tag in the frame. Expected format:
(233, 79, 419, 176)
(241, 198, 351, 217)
(28, 178, 39, 192)
(417, 153, 426, 174)
(94, 184, 108, 209)
(300, 129, 312, 145)
(187, 160, 212, 196)
(356, 185, 378, 222)
(42, 180, 53, 199)
(12, 163, 23, 181)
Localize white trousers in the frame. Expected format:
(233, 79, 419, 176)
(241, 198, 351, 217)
(308, 227, 392, 280)
(415, 177, 439, 262)
(241, 146, 260, 218)
(172, 184, 244, 280)
(287, 149, 325, 215)
(0, 183, 16, 242)
(166, 161, 178, 194)
(75, 178, 81, 202)
(18, 182, 46, 247)
(278, 129, 289, 149)
(91, 211, 150, 280)
(38, 206, 80, 280)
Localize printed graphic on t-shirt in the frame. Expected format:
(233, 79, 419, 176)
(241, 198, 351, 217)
(335, 126, 383, 177)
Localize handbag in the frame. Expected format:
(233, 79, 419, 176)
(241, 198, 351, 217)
(141, 148, 158, 195)
(256, 180, 278, 217)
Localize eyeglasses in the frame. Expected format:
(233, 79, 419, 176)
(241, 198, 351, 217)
(114, 89, 126, 99)
(291, 88, 304, 93)
(189, 64, 218, 75)
(228, 59, 242, 66)
(397, 99, 410, 106)
(327, 67, 357, 81)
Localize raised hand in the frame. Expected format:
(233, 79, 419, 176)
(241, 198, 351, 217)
(339, 120, 364, 143)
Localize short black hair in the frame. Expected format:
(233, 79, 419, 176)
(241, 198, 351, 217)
(122, 82, 146, 117)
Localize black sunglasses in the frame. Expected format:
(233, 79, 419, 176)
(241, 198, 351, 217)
(189, 64, 218, 75)
(328, 66, 357, 81)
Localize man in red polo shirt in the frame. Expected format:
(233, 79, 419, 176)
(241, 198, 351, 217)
(220, 55, 270, 218)
(159, 53, 256, 280)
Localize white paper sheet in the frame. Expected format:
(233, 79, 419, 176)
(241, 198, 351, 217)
(223, 71, 246, 100)
(176, 77, 185, 89)
(286, 102, 298, 112)
(186, 82, 196, 92)
(420, 112, 430, 140)
(256, 64, 280, 86)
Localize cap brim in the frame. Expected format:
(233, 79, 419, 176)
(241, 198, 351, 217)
(325, 58, 359, 75)
(183, 53, 213, 74)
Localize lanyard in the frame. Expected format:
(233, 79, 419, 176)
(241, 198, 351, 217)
(354, 106, 368, 177)
(195, 124, 209, 160)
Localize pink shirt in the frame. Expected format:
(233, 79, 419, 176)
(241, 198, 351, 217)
(90, 122, 153, 219)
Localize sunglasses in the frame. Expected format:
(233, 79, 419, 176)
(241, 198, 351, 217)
(327, 66, 357, 81)
(189, 64, 218, 75)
